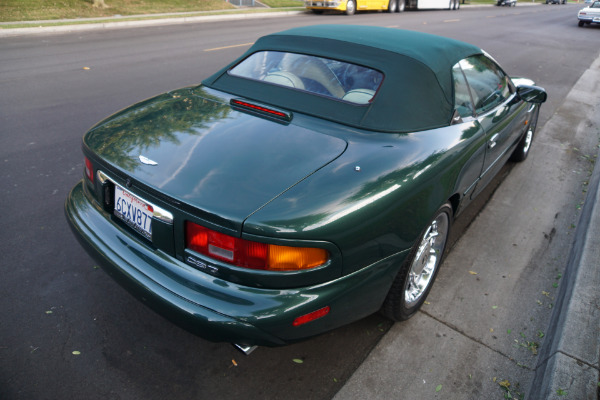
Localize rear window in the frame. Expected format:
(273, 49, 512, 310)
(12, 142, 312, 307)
(229, 51, 383, 105)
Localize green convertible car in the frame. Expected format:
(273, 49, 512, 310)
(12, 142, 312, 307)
(65, 25, 547, 351)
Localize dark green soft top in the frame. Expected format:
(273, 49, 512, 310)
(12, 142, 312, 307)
(203, 25, 482, 133)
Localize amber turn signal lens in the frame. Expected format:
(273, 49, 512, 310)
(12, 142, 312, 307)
(267, 245, 328, 270)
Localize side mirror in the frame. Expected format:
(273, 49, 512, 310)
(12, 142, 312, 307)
(516, 85, 547, 104)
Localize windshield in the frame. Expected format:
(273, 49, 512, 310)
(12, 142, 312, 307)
(229, 51, 383, 105)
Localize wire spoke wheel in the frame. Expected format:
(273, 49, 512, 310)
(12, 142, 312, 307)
(511, 105, 539, 162)
(404, 214, 448, 307)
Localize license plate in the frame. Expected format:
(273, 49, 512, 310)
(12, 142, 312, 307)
(114, 185, 153, 240)
(594, 17, 600, 22)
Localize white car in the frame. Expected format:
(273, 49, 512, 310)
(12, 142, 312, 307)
(578, 0, 600, 26)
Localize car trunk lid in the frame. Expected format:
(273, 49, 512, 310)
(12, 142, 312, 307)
(84, 88, 347, 233)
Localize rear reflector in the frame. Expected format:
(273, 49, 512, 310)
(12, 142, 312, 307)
(293, 306, 330, 327)
(185, 222, 328, 271)
(84, 157, 94, 183)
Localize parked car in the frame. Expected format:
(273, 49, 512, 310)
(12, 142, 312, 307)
(65, 25, 547, 350)
(546, 0, 566, 4)
(497, 0, 516, 6)
(578, 0, 600, 26)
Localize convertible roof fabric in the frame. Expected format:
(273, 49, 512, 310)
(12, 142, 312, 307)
(202, 25, 482, 133)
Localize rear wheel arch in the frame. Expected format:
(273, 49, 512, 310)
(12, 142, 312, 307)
(381, 202, 453, 321)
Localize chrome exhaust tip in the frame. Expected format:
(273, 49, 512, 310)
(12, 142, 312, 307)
(233, 343, 257, 355)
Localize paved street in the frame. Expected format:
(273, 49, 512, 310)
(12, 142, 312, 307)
(1, 4, 598, 399)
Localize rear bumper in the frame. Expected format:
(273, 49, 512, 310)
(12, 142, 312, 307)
(65, 181, 406, 346)
(578, 16, 600, 23)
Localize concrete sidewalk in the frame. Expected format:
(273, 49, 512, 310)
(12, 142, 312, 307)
(334, 56, 600, 399)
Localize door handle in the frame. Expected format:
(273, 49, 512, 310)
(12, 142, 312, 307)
(488, 134, 499, 149)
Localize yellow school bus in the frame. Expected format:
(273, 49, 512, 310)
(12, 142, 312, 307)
(305, 0, 460, 15)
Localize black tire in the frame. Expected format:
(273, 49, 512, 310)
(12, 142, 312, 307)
(397, 0, 406, 11)
(579, 20, 585, 27)
(511, 105, 539, 162)
(387, 0, 397, 13)
(345, 0, 356, 15)
(381, 203, 453, 321)
(312, 9, 324, 13)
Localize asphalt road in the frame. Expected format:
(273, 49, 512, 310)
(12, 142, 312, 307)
(1, 4, 598, 399)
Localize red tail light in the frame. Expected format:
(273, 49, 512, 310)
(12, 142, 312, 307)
(185, 222, 328, 271)
(84, 157, 94, 183)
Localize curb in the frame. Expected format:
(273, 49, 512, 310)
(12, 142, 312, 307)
(528, 55, 600, 399)
(0, 10, 305, 38)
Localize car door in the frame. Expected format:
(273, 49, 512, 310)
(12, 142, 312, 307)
(449, 62, 487, 215)
(458, 55, 527, 199)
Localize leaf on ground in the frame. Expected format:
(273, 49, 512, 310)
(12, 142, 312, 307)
(72, 351, 81, 355)
(435, 384, 442, 392)
(292, 358, 304, 364)
(498, 379, 510, 389)
(468, 271, 478, 275)
(492, 305, 498, 309)
(45, 311, 53, 314)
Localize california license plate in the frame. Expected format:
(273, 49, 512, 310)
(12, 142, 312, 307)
(114, 185, 153, 240)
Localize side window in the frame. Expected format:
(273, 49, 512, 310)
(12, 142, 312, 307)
(452, 63, 474, 118)
(459, 55, 512, 114)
